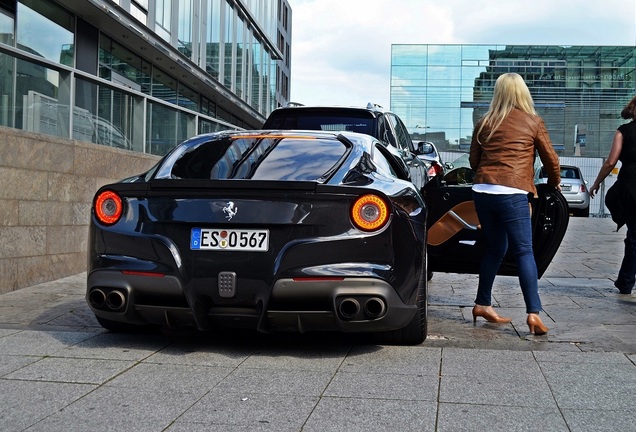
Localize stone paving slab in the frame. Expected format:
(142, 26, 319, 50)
(0, 216, 635, 431)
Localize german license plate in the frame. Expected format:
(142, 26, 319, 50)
(561, 184, 572, 191)
(190, 228, 269, 251)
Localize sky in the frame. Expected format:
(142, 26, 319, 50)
(285, 0, 636, 110)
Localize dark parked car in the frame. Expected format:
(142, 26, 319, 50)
(263, 103, 569, 275)
(88, 130, 428, 345)
(263, 103, 428, 190)
(535, 164, 590, 217)
(425, 166, 569, 277)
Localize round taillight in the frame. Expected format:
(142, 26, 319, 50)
(351, 194, 390, 231)
(95, 190, 123, 225)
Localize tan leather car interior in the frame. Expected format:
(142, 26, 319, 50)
(427, 200, 533, 246)
(427, 201, 480, 246)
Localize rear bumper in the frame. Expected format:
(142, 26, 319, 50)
(86, 271, 417, 333)
(266, 278, 416, 332)
(563, 196, 590, 209)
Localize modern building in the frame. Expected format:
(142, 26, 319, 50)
(391, 44, 636, 157)
(0, 0, 292, 292)
(0, 0, 292, 155)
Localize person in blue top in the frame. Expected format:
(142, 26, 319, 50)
(590, 94, 636, 294)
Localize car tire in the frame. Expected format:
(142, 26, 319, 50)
(95, 315, 157, 333)
(375, 251, 428, 345)
(578, 207, 590, 217)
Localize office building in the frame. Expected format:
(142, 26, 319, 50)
(391, 44, 636, 157)
(0, 0, 291, 154)
(0, 0, 292, 292)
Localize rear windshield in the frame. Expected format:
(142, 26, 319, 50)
(264, 111, 375, 136)
(156, 135, 348, 181)
(540, 167, 580, 179)
(560, 167, 580, 179)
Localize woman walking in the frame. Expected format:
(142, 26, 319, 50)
(589, 94, 636, 295)
(469, 73, 561, 335)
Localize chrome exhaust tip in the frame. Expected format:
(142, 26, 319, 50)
(338, 298, 360, 320)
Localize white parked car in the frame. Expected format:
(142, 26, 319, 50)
(535, 164, 590, 217)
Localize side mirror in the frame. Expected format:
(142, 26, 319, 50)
(418, 142, 434, 154)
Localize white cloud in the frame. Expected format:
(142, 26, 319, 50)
(286, 0, 636, 109)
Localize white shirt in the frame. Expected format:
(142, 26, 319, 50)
(472, 183, 528, 195)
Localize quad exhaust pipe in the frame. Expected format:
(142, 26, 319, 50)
(363, 297, 386, 319)
(106, 290, 126, 311)
(88, 288, 106, 308)
(338, 298, 360, 320)
(337, 296, 386, 320)
(89, 288, 126, 312)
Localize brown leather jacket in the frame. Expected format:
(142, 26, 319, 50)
(469, 108, 560, 197)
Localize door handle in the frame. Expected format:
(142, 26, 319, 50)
(448, 210, 479, 230)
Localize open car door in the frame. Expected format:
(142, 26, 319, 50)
(423, 166, 569, 278)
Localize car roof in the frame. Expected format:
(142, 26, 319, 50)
(267, 104, 388, 118)
(177, 129, 379, 154)
(538, 164, 581, 171)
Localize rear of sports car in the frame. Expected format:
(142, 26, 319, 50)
(87, 131, 427, 344)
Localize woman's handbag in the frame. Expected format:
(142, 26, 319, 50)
(605, 181, 626, 230)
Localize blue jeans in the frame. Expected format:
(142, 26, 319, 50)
(473, 192, 542, 313)
(615, 219, 636, 294)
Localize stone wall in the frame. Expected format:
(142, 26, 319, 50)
(0, 126, 160, 294)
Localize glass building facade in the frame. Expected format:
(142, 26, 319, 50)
(0, 0, 292, 155)
(391, 45, 636, 157)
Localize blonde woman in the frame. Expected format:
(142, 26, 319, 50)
(469, 73, 561, 335)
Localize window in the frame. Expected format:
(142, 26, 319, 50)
(372, 145, 398, 178)
(161, 136, 348, 181)
(264, 111, 374, 134)
(387, 113, 413, 152)
(146, 101, 178, 156)
(99, 36, 148, 93)
(236, 14, 245, 98)
(223, 4, 234, 89)
(177, 0, 193, 58)
(17, 0, 74, 66)
(155, 0, 172, 40)
(0, 4, 14, 45)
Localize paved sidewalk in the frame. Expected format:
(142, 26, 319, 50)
(0, 217, 635, 431)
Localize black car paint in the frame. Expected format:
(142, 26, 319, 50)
(87, 131, 427, 342)
(263, 106, 428, 190)
(263, 104, 570, 279)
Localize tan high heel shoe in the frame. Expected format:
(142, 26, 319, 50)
(472, 305, 512, 324)
(527, 313, 548, 335)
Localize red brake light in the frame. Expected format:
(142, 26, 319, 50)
(292, 277, 345, 282)
(351, 194, 390, 231)
(95, 190, 123, 225)
(427, 163, 442, 177)
(122, 270, 165, 278)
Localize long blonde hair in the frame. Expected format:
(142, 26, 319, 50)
(477, 73, 536, 144)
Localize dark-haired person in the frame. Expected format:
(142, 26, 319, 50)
(589, 95, 636, 295)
